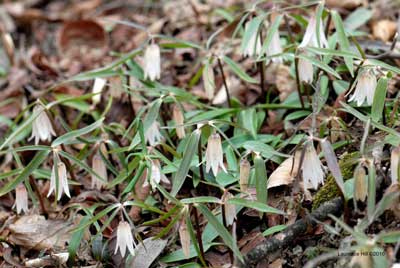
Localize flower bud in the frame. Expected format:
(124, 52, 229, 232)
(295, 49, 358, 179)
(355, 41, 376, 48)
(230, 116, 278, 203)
(178, 218, 191, 258)
(202, 63, 215, 100)
(298, 56, 313, 84)
(92, 153, 107, 190)
(391, 146, 400, 185)
(172, 105, 185, 139)
(354, 164, 367, 202)
(223, 192, 236, 226)
(239, 159, 250, 192)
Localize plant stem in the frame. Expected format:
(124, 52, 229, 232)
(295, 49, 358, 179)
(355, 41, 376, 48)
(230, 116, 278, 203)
(29, 176, 48, 216)
(197, 137, 205, 182)
(221, 204, 234, 263)
(217, 58, 231, 108)
(294, 56, 305, 109)
(193, 206, 206, 262)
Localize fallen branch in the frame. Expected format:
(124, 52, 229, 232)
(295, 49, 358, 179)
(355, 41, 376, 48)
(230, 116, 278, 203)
(241, 197, 343, 268)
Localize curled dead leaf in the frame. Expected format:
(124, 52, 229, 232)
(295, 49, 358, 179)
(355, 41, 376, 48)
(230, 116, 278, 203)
(268, 152, 300, 189)
(57, 20, 107, 57)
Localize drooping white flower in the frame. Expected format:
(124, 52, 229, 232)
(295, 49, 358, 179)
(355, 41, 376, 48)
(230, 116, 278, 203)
(48, 161, 70, 200)
(172, 105, 185, 139)
(299, 15, 328, 48)
(391, 146, 400, 185)
(267, 29, 283, 63)
(149, 159, 169, 190)
(348, 69, 377, 106)
(242, 21, 262, 57)
(92, 78, 107, 105)
(15, 183, 28, 214)
(91, 153, 107, 190)
(302, 141, 324, 190)
(143, 44, 161, 81)
(298, 56, 314, 84)
(114, 221, 137, 256)
(145, 121, 163, 146)
(205, 133, 226, 176)
(202, 63, 215, 100)
(30, 104, 56, 145)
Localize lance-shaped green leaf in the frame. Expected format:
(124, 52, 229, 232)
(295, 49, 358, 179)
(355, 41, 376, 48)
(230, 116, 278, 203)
(259, 15, 283, 59)
(254, 154, 268, 204)
(332, 11, 354, 76)
(240, 16, 263, 55)
(371, 77, 388, 122)
(297, 54, 341, 79)
(51, 117, 104, 147)
(181, 196, 221, 204)
(262, 224, 287, 236)
(143, 98, 162, 130)
(227, 198, 285, 215)
(0, 150, 49, 196)
(367, 161, 376, 222)
(196, 204, 243, 262)
(222, 56, 258, 83)
(171, 129, 201, 196)
(320, 139, 345, 196)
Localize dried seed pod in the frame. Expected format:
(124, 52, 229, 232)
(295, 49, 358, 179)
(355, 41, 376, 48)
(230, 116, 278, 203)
(239, 159, 250, 192)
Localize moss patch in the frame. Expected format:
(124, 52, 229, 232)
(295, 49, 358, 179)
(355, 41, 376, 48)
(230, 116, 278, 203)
(312, 152, 360, 210)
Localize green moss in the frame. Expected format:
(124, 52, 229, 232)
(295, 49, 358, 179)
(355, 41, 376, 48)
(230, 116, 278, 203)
(312, 152, 359, 210)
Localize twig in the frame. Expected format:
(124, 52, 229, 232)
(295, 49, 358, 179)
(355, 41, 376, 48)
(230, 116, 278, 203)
(241, 197, 344, 267)
(217, 58, 232, 108)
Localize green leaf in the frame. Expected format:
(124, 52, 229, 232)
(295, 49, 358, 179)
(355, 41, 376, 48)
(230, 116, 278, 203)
(262, 224, 287, 236)
(143, 98, 162, 130)
(344, 7, 373, 31)
(69, 215, 90, 260)
(240, 16, 263, 55)
(254, 154, 268, 204)
(222, 56, 257, 83)
(0, 150, 49, 196)
(196, 204, 243, 262)
(259, 15, 283, 58)
(52, 118, 104, 147)
(171, 130, 201, 196)
(181, 196, 221, 204)
(340, 102, 400, 139)
(305, 47, 361, 60)
(332, 10, 354, 76)
(320, 139, 345, 195)
(297, 54, 341, 79)
(371, 77, 388, 122)
(228, 198, 285, 215)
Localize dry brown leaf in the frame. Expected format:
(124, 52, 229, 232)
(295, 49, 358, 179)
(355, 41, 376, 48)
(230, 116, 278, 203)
(275, 64, 296, 101)
(8, 215, 73, 250)
(268, 152, 300, 189)
(372, 20, 397, 42)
